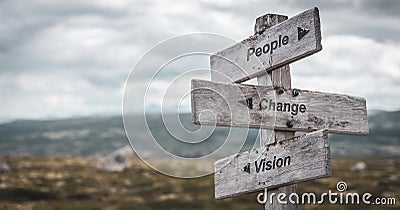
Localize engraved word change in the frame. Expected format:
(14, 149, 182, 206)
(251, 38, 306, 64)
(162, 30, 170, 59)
(240, 97, 307, 115)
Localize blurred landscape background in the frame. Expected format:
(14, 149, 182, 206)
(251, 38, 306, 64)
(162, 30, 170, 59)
(0, 110, 399, 209)
(0, 110, 399, 158)
(1, 0, 399, 209)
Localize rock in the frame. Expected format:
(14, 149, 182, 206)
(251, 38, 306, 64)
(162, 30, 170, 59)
(350, 161, 367, 172)
(389, 175, 398, 181)
(97, 145, 134, 172)
(0, 161, 11, 173)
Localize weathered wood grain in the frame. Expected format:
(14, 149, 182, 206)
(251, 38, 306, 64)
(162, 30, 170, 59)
(214, 129, 331, 199)
(255, 14, 299, 210)
(210, 7, 322, 83)
(254, 13, 288, 35)
(191, 79, 368, 135)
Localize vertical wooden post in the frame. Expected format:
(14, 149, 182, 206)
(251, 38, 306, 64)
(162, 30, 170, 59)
(255, 13, 298, 210)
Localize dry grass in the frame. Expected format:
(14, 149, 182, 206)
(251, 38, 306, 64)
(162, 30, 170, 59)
(0, 156, 398, 210)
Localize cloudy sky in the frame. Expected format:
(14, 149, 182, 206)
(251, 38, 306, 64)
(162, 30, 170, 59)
(1, 0, 399, 122)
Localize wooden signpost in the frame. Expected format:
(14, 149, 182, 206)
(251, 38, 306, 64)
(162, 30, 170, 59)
(210, 7, 321, 84)
(191, 79, 368, 135)
(190, 7, 369, 209)
(214, 129, 330, 199)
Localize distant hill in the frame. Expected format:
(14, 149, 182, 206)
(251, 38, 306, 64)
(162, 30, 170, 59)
(330, 110, 400, 157)
(0, 116, 128, 156)
(0, 111, 399, 157)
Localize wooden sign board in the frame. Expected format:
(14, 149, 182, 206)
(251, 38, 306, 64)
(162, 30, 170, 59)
(214, 129, 331, 199)
(210, 7, 322, 83)
(191, 79, 368, 135)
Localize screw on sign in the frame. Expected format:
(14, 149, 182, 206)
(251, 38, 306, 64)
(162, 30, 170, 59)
(190, 7, 369, 209)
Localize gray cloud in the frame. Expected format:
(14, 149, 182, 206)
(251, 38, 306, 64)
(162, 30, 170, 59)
(0, 0, 399, 122)
(198, 0, 400, 42)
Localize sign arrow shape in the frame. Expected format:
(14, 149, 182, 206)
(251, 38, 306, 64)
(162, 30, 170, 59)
(210, 7, 322, 83)
(214, 129, 331, 199)
(298, 27, 310, 40)
(191, 79, 369, 135)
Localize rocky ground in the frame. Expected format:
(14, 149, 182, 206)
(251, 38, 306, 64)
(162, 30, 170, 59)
(0, 156, 398, 210)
